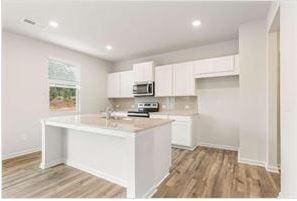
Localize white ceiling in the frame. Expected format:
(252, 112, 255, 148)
(2, 0, 271, 62)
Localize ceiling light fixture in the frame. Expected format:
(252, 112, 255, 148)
(192, 20, 201, 27)
(49, 20, 59, 28)
(106, 45, 113, 50)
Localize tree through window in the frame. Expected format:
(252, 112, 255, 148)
(48, 59, 80, 111)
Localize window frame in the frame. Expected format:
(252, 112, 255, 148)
(48, 57, 81, 112)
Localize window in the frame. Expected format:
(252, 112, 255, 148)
(48, 58, 80, 111)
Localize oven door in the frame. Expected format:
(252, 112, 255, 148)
(133, 82, 154, 96)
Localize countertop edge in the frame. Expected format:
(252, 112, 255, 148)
(43, 117, 174, 135)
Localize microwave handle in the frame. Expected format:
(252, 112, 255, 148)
(147, 84, 149, 93)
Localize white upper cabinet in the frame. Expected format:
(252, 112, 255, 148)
(109, 55, 239, 98)
(194, 59, 212, 74)
(211, 55, 234, 73)
(155, 65, 173, 97)
(120, 71, 134, 98)
(107, 72, 120, 98)
(107, 71, 134, 98)
(133, 61, 154, 82)
(155, 62, 195, 97)
(194, 55, 238, 78)
(173, 62, 196, 96)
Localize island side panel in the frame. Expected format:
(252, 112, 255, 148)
(40, 122, 64, 169)
(63, 128, 127, 187)
(153, 123, 171, 186)
(126, 123, 172, 198)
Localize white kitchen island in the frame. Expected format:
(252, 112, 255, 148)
(40, 114, 173, 198)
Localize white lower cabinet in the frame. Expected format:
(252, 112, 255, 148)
(171, 121, 191, 146)
(150, 114, 198, 149)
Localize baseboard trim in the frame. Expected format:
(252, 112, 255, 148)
(40, 158, 65, 169)
(197, 142, 238, 151)
(144, 172, 170, 198)
(265, 164, 280, 174)
(238, 157, 266, 167)
(172, 144, 197, 151)
(2, 147, 41, 160)
(65, 160, 127, 187)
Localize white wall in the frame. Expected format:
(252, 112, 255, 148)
(238, 20, 268, 165)
(2, 31, 111, 159)
(265, 1, 280, 173)
(111, 39, 238, 72)
(196, 76, 239, 150)
(267, 31, 280, 170)
(280, 1, 297, 198)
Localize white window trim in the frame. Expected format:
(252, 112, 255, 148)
(48, 57, 81, 112)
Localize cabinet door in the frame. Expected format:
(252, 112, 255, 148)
(194, 59, 213, 75)
(133, 63, 144, 83)
(133, 61, 154, 82)
(173, 62, 195, 96)
(143, 61, 154, 81)
(120, 71, 134, 98)
(155, 65, 173, 97)
(171, 121, 192, 147)
(211, 55, 234, 73)
(107, 73, 120, 98)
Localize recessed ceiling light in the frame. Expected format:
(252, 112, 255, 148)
(106, 45, 113, 50)
(192, 20, 201, 27)
(49, 20, 59, 28)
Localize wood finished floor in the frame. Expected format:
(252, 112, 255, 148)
(2, 146, 280, 198)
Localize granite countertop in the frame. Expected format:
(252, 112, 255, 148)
(43, 114, 174, 133)
(151, 110, 199, 116)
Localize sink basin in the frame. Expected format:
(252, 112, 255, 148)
(99, 115, 133, 121)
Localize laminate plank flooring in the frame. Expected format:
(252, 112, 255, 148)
(2, 147, 280, 198)
(154, 147, 280, 198)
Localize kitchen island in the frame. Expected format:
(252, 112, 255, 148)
(40, 114, 173, 198)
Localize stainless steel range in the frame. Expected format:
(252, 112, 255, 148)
(127, 102, 159, 118)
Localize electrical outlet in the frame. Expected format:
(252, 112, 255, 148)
(162, 105, 167, 109)
(131, 104, 135, 108)
(116, 105, 120, 108)
(184, 105, 190, 109)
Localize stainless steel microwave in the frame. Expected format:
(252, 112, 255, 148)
(133, 81, 154, 97)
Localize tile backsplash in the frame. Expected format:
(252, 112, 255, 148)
(109, 96, 197, 111)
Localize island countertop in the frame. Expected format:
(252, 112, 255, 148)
(43, 114, 174, 133)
